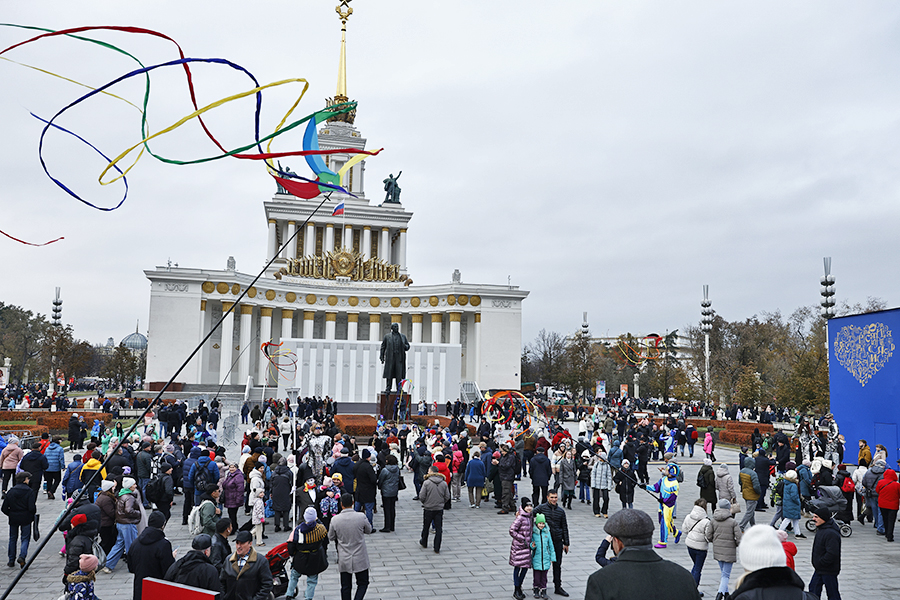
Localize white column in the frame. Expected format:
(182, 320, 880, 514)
(449, 312, 461, 345)
(267, 219, 277, 261)
(238, 305, 253, 382)
(197, 300, 208, 383)
(398, 229, 407, 271)
(369, 313, 381, 341)
(362, 226, 371, 260)
(473, 313, 481, 384)
(285, 221, 297, 259)
(281, 309, 294, 340)
(325, 312, 337, 340)
(379, 227, 389, 262)
(303, 310, 315, 339)
(344, 224, 353, 250)
(347, 313, 359, 341)
(325, 224, 334, 253)
(218, 302, 235, 384)
(257, 307, 273, 385)
(304, 222, 316, 256)
(411, 314, 423, 344)
(431, 313, 443, 344)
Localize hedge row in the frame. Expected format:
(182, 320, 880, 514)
(36, 413, 113, 431)
(718, 430, 752, 445)
(0, 424, 50, 438)
(334, 415, 377, 437)
(406, 415, 476, 435)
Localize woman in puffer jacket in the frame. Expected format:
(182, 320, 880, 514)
(221, 463, 245, 529)
(590, 451, 613, 517)
(508, 498, 534, 600)
(705, 498, 742, 600)
(681, 498, 711, 590)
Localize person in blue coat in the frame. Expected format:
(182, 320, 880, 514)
(62, 455, 84, 500)
(43, 436, 66, 500)
(531, 512, 556, 598)
(797, 460, 813, 513)
(779, 470, 806, 540)
(529, 448, 552, 506)
(607, 441, 623, 471)
(465, 450, 487, 508)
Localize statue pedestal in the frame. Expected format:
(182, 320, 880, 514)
(377, 392, 411, 421)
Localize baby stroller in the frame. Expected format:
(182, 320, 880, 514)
(805, 486, 852, 537)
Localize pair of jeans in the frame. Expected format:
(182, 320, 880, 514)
(421, 509, 443, 551)
(286, 568, 318, 599)
(467, 486, 483, 507)
(105, 522, 138, 570)
(740, 500, 757, 530)
(578, 482, 591, 502)
(354, 501, 374, 526)
(340, 569, 369, 600)
(880, 507, 898, 541)
(7, 523, 31, 563)
(769, 504, 783, 527)
(513, 566, 529, 587)
(687, 547, 706, 585)
(809, 572, 841, 599)
(716, 560, 733, 594)
(382, 496, 397, 531)
(873, 499, 885, 533)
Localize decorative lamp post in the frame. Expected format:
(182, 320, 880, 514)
(820, 257, 836, 319)
(700, 285, 714, 400)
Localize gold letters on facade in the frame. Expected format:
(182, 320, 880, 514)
(274, 248, 405, 283)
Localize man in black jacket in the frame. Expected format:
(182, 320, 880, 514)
(221, 530, 274, 600)
(19, 449, 48, 498)
(128, 511, 175, 600)
(1, 471, 36, 567)
(534, 491, 570, 596)
(353, 449, 378, 527)
(209, 518, 233, 572)
(809, 506, 842, 600)
(164, 533, 221, 596)
(586, 508, 699, 600)
(530, 448, 552, 505)
(498, 445, 517, 514)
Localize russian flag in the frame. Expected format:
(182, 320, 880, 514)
(332, 202, 345, 216)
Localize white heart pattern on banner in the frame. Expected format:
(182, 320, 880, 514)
(833, 322, 895, 386)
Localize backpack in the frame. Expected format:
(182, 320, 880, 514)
(193, 463, 214, 493)
(188, 499, 213, 535)
(691, 429, 699, 441)
(145, 476, 165, 504)
(696, 470, 708, 489)
(841, 475, 856, 493)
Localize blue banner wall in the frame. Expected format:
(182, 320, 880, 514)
(828, 307, 900, 464)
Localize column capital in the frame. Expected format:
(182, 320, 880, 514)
(400, 228, 407, 234)
(287, 220, 296, 226)
(381, 227, 389, 232)
(325, 312, 337, 322)
(304, 311, 316, 320)
(268, 218, 276, 224)
(391, 314, 402, 324)
(474, 313, 481, 323)
(240, 305, 253, 315)
(326, 223, 334, 229)
(260, 307, 273, 317)
(411, 314, 423, 324)
(306, 221, 315, 227)
(448, 312, 462, 322)
(369, 313, 381, 323)
(282, 309, 294, 318)
(431, 313, 443, 323)
(222, 301, 235, 312)
(363, 225, 371, 230)
(200, 299, 207, 311)
(347, 313, 359, 323)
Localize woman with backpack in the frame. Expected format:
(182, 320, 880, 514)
(705, 498, 742, 600)
(682, 498, 711, 590)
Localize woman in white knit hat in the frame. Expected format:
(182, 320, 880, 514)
(730, 525, 816, 600)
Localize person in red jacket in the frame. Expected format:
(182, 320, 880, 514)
(875, 468, 900, 542)
(775, 528, 797, 570)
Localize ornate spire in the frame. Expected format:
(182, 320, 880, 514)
(326, 0, 356, 124)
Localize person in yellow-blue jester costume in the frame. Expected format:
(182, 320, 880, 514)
(645, 462, 682, 548)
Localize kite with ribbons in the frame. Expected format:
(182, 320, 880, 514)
(482, 390, 549, 431)
(260, 340, 298, 382)
(0, 23, 382, 246)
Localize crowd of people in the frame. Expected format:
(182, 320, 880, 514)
(0, 391, 896, 600)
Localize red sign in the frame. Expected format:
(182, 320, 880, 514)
(142, 577, 218, 600)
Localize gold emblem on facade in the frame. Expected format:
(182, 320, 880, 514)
(232, 284, 241, 295)
(447, 295, 456, 306)
(274, 248, 404, 283)
(265, 290, 276, 301)
(327, 295, 339, 306)
(470, 295, 482, 306)
(202, 282, 215, 293)
(349, 296, 359, 306)
(248, 287, 257, 298)
(306, 294, 317, 304)
(216, 282, 229, 294)
(411, 297, 421, 307)
(429, 296, 439, 307)
(370, 297, 381, 307)
(390, 297, 401, 307)
(285, 292, 296, 303)
(458, 295, 469, 306)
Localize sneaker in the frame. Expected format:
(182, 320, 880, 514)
(101, 567, 112, 574)
(470, 503, 475, 508)
(674, 530, 682, 544)
(654, 543, 667, 549)
(795, 533, 807, 539)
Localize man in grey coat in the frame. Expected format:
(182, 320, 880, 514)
(419, 466, 451, 553)
(328, 494, 373, 600)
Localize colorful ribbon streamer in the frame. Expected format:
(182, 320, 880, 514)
(260, 341, 298, 381)
(0, 24, 383, 245)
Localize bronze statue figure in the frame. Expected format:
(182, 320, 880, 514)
(383, 171, 402, 203)
(380, 322, 409, 393)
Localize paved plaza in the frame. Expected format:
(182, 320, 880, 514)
(0, 442, 898, 599)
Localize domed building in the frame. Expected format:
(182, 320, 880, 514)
(121, 327, 148, 354)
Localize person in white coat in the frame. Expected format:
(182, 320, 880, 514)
(681, 498, 711, 591)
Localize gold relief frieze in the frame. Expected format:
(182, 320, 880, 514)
(247, 287, 257, 298)
(202, 282, 215, 294)
(349, 296, 359, 307)
(285, 292, 296, 303)
(306, 294, 317, 304)
(458, 295, 469, 306)
(273, 248, 406, 283)
(447, 295, 456, 306)
(231, 284, 241, 295)
(216, 282, 229, 294)
(327, 295, 339, 306)
(370, 297, 381, 307)
(411, 297, 421, 308)
(470, 295, 482, 306)
(429, 296, 439, 307)
(265, 290, 276, 301)
(390, 297, 401, 308)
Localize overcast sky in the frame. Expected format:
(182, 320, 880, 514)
(2, 1, 899, 351)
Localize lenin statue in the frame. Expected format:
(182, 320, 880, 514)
(380, 323, 410, 394)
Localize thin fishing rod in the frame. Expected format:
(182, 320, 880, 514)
(1, 191, 332, 600)
(213, 331, 260, 401)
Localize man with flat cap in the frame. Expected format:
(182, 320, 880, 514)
(585, 508, 700, 600)
(221, 529, 274, 600)
(164, 533, 221, 596)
